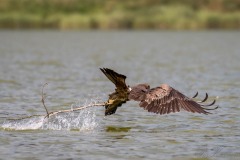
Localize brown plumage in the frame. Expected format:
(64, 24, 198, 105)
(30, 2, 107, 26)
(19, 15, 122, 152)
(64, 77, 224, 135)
(100, 68, 218, 116)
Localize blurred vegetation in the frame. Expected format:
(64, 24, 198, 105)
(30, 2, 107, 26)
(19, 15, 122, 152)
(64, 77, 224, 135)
(0, 0, 239, 30)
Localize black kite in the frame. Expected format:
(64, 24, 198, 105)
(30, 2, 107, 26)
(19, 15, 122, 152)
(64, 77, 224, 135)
(100, 68, 218, 116)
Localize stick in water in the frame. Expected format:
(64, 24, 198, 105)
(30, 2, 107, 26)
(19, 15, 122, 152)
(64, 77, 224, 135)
(41, 83, 49, 118)
(45, 103, 105, 118)
(7, 83, 106, 121)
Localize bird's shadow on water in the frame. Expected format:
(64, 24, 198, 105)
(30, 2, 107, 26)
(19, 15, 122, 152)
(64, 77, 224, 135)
(105, 126, 131, 132)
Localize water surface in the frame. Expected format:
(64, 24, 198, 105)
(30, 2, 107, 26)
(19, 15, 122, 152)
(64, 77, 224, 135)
(0, 31, 239, 160)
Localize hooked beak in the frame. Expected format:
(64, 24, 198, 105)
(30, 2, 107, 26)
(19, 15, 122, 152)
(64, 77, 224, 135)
(128, 85, 132, 92)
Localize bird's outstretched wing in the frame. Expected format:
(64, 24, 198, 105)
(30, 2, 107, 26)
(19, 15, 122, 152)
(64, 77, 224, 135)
(130, 84, 217, 115)
(100, 68, 128, 91)
(100, 68, 129, 116)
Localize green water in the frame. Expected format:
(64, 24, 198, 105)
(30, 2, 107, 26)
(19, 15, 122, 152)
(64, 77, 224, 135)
(0, 31, 239, 160)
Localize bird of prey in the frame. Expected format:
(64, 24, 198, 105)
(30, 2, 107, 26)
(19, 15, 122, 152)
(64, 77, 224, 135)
(100, 68, 218, 116)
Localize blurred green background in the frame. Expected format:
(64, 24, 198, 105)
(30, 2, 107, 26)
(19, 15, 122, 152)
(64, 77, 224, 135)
(0, 0, 239, 30)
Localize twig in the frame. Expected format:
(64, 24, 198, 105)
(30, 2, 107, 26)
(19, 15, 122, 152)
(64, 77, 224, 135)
(6, 82, 106, 121)
(6, 103, 105, 121)
(44, 103, 105, 118)
(41, 83, 49, 118)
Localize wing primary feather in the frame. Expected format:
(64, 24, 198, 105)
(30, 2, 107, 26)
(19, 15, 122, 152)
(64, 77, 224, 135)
(192, 91, 198, 98)
(162, 104, 168, 115)
(170, 91, 179, 112)
(100, 68, 127, 88)
(172, 100, 176, 113)
(197, 93, 208, 103)
(167, 102, 172, 114)
(185, 101, 198, 113)
(202, 105, 219, 110)
(176, 102, 180, 112)
(100, 68, 116, 85)
(150, 101, 158, 113)
(179, 100, 191, 112)
(188, 101, 206, 113)
(172, 99, 178, 113)
(146, 103, 154, 112)
(200, 99, 216, 106)
(164, 104, 169, 114)
(159, 105, 164, 115)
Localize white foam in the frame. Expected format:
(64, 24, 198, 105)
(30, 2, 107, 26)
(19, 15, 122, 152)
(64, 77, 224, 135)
(1, 105, 99, 131)
(42, 108, 98, 131)
(2, 116, 45, 130)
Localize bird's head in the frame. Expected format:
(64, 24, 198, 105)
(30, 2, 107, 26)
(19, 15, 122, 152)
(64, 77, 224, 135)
(128, 83, 150, 101)
(137, 83, 150, 90)
(130, 83, 150, 93)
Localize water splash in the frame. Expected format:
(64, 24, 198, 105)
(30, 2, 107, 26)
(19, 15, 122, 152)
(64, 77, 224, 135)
(2, 116, 45, 130)
(42, 108, 98, 131)
(1, 102, 99, 131)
